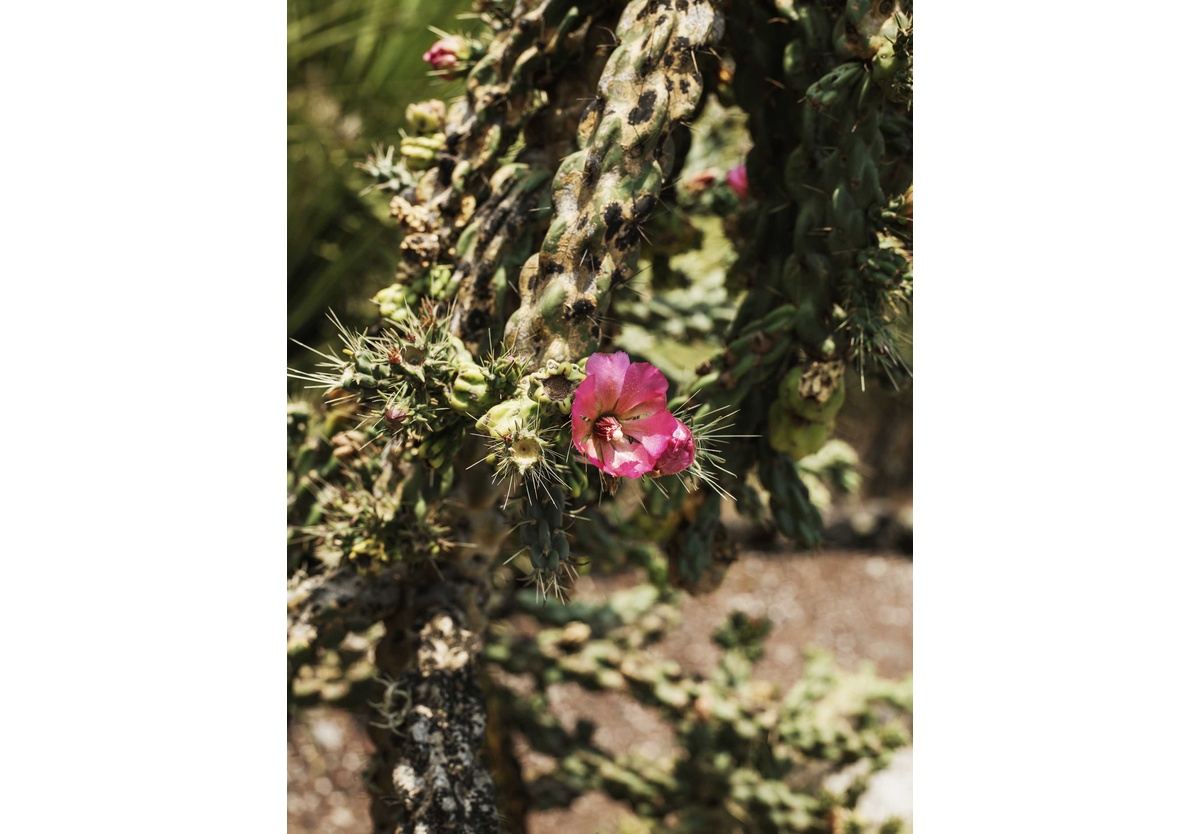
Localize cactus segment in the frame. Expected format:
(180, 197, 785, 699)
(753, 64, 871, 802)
(503, 0, 721, 367)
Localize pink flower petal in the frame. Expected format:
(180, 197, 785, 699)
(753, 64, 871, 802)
(619, 408, 678, 460)
(726, 164, 749, 200)
(580, 436, 602, 468)
(571, 376, 600, 449)
(601, 435, 657, 478)
(613, 361, 669, 419)
(584, 352, 631, 414)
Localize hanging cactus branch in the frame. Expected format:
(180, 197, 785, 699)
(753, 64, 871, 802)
(503, 0, 720, 366)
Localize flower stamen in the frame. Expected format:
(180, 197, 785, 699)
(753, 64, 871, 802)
(594, 415, 622, 442)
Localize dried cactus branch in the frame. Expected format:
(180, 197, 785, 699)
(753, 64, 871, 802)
(370, 608, 498, 834)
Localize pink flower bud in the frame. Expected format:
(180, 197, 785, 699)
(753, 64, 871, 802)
(423, 37, 468, 79)
(384, 405, 409, 426)
(651, 418, 696, 477)
(725, 164, 749, 200)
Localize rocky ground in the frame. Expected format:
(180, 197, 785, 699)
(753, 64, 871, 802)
(288, 547, 913, 833)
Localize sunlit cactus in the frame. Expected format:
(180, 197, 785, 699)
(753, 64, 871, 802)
(288, 1, 913, 831)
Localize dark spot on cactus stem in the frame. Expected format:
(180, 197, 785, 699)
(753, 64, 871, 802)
(565, 298, 595, 322)
(591, 324, 601, 339)
(466, 309, 490, 336)
(479, 208, 507, 241)
(627, 90, 658, 126)
(545, 260, 565, 275)
(655, 14, 668, 26)
(664, 53, 674, 67)
(583, 149, 601, 184)
(602, 203, 623, 239)
(679, 78, 690, 94)
(748, 331, 772, 354)
(473, 266, 493, 299)
(632, 194, 656, 219)
(616, 224, 641, 251)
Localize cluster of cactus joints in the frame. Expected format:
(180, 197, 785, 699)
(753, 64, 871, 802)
(503, 0, 721, 368)
(658, 0, 913, 565)
(486, 588, 912, 832)
(510, 485, 586, 601)
(449, 0, 614, 174)
(363, 4, 629, 361)
(287, 304, 521, 583)
(429, 1, 633, 357)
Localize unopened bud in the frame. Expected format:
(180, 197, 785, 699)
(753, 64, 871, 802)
(422, 37, 471, 80)
(405, 100, 446, 135)
(725, 164, 749, 200)
(384, 405, 409, 427)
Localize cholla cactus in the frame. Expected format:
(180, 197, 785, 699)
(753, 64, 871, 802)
(288, 1, 913, 831)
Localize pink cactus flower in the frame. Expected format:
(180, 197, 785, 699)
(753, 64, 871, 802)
(423, 37, 468, 78)
(726, 164, 749, 200)
(571, 352, 682, 478)
(650, 417, 696, 477)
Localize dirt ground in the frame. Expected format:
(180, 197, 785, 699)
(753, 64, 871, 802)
(287, 548, 912, 833)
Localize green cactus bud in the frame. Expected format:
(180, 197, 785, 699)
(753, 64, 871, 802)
(447, 378, 490, 414)
(551, 530, 569, 564)
(782, 39, 808, 91)
(399, 134, 445, 171)
(404, 99, 446, 136)
(476, 398, 521, 439)
(767, 400, 829, 460)
(372, 283, 417, 320)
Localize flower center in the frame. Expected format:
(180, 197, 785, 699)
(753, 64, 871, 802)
(594, 415, 623, 442)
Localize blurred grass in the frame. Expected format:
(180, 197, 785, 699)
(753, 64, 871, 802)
(287, 0, 475, 382)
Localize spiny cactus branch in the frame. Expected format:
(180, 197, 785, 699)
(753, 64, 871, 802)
(503, 0, 721, 366)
